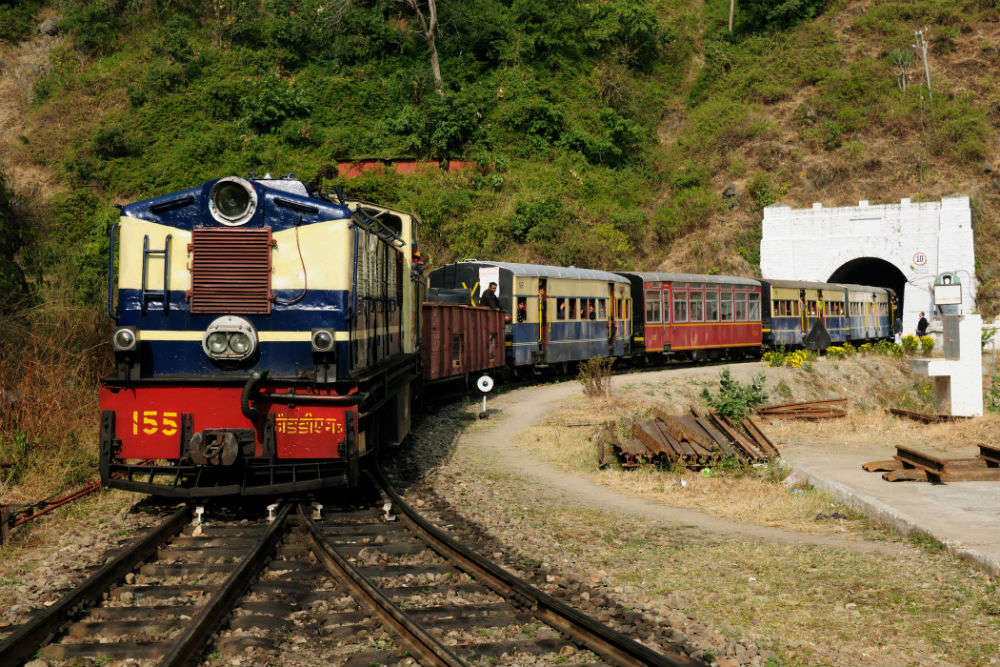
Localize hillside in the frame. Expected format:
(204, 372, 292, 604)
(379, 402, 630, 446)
(0, 0, 996, 306)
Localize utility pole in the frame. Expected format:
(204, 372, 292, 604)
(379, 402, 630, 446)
(729, 0, 735, 32)
(913, 29, 932, 101)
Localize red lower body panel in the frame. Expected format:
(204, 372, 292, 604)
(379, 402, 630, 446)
(100, 384, 355, 460)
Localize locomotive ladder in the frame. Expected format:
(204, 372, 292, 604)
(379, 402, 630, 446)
(141, 234, 172, 313)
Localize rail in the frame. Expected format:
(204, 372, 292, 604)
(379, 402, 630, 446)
(301, 505, 468, 667)
(370, 466, 698, 667)
(0, 508, 189, 667)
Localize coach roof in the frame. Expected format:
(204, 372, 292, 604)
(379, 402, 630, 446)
(620, 271, 761, 287)
(459, 260, 629, 283)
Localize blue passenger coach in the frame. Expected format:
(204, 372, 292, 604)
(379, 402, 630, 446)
(427, 261, 632, 367)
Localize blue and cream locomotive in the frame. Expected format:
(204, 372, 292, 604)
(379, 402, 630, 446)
(100, 176, 421, 496)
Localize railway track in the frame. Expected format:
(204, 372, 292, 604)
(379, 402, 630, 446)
(0, 473, 702, 667)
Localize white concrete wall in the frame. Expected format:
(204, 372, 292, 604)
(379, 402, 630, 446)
(760, 196, 976, 336)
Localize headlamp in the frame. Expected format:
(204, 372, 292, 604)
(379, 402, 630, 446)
(312, 328, 335, 353)
(202, 316, 257, 361)
(112, 327, 138, 352)
(208, 176, 257, 226)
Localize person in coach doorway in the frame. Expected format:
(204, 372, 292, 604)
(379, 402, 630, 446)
(479, 282, 502, 310)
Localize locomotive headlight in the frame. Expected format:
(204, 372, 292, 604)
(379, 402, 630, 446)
(208, 176, 257, 226)
(202, 316, 257, 361)
(228, 332, 252, 355)
(206, 332, 230, 354)
(112, 327, 137, 352)
(311, 328, 335, 353)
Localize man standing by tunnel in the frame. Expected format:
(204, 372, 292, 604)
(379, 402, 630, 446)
(916, 311, 929, 336)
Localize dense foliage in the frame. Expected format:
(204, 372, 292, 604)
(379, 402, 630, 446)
(4, 0, 1000, 309)
(0, 175, 28, 312)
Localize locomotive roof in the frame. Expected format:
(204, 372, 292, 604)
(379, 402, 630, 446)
(765, 278, 890, 294)
(619, 272, 761, 287)
(458, 260, 629, 283)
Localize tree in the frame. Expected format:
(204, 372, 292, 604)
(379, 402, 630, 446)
(399, 0, 444, 97)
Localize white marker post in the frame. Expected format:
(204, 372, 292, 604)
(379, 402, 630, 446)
(477, 375, 494, 419)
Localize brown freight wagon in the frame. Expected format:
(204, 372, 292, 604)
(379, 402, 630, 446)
(421, 302, 506, 382)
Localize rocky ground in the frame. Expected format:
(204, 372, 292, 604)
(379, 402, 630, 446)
(0, 490, 173, 638)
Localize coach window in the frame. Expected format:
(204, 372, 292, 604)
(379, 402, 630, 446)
(597, 298, 607, 320)
(488, 332, 497, 360)
(569, 298, 578, 319)
(673, 290, 687, 323)
(516, 297, 528, 322)
(748, 292, 761, 320)
(556, 298, 567, 320)
(689, 288, 704, 322)
(616, 298, 623, 319)
(734, 291, 747, 321)
(705, 290, 718, 321)
(807, 300, 817, 317)
(720, 289, 733, 321)
(645, 290, 661, 323)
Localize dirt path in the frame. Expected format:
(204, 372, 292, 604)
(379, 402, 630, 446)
(459, 365, 912, 557)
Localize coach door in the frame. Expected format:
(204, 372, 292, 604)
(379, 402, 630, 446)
(607, 282, 616, 353)
(538, 279, 548, 355)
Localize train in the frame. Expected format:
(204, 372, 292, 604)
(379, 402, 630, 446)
(98, 176, 895, 498)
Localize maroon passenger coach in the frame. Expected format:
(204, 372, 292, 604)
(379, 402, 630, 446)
(618, 272, 763, 358)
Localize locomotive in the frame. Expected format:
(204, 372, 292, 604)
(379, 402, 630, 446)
(100, 176, 421, 497)
(98, 177, 896, 498)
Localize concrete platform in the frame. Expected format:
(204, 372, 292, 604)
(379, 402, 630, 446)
(785, 447, 1000, 573)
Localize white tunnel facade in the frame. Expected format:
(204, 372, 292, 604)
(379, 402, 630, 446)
(760, 196, 975, 336)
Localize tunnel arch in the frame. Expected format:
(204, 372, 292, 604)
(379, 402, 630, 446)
(828, 256, 908, 319)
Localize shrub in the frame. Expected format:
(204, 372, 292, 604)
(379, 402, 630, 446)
(701, 368, 768, 424)
(0, 174, 28, 313)
(242, 76, 310, 133)
(737, 0, 832, 34)
(578, 357, 614, 396)
(748, 172, 786, 210)
(901, 334, 919, 355)
(63, 0, 122, 55)
(826, 345, 846, 358)
(987, 377, 1000, 413)
(919, 335, 935, 355)
(762, 350, 785, 367)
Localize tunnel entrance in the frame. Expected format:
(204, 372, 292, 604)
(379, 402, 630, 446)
(828, 257, 908, 324)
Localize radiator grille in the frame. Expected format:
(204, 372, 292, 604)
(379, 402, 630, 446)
(190, 228, 272, 314)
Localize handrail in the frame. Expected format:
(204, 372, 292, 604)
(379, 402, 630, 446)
(107, 220, 119, 320)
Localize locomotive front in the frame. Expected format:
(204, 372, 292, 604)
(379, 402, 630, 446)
(99, 176, 420, 497)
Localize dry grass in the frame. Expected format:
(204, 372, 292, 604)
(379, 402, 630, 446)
(0, 301, 110, 503)
(521, 404, 870, 535)
(516, 354, 996, 535)
(432, 449, 1000, 667)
